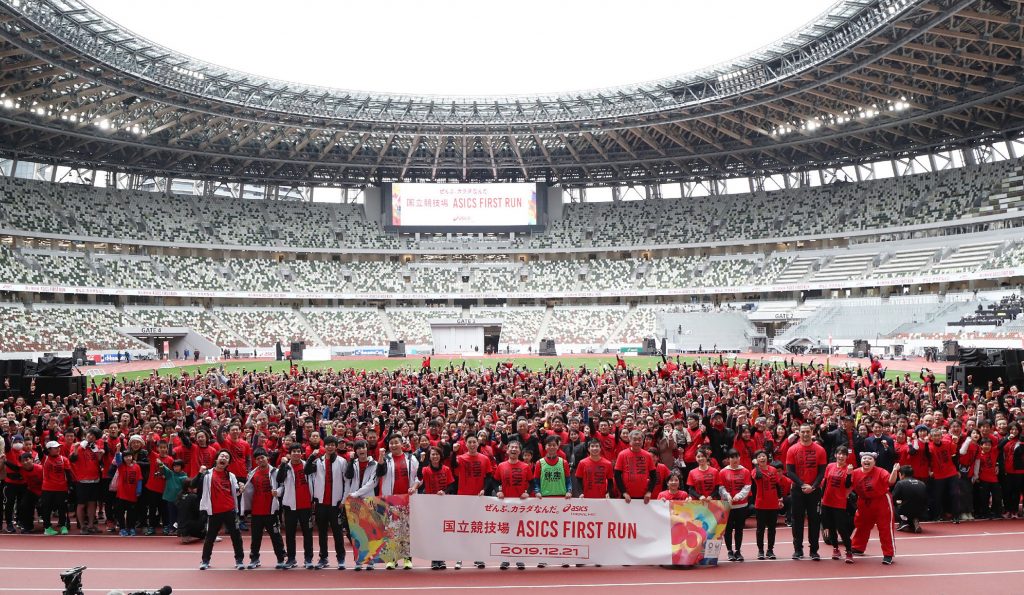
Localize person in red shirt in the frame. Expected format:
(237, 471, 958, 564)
(39, 441, 71, 535)
(685, 448, 719, 501)
(16, 451, 43, 533)
(451, 435, 492, 570)
(495, 440, 532, 500)
(719, 449, 752, 562)
(69, 427, 105, 534)
(307, 436, 348, 569)
(575, 440, 614, 499)
(177, 429, 219, 479)
(418, 446, 454, 571)
(998, 423, 1022, 518)
(143, 440, 173, 535)
(276, 444, 314, 569)
(972, 438, 1002, 519)
(194, 450, 245, 570)
(906, 425, 932, 482)
(615, 431, 656, 503)
(784, 424, 827, 560)
(657, 471, 689, 501)
(925, 428, 960, 522)
(752, 450, 782, 560)
(220, 424, 252, 482)
(112, 448, 143, 536)
(495, 440, 532, 571)
(850, 452, 898, 564)
(419, 446, 454, 496)
(820, 446, 854, 563)
(242, 448, 286, 569)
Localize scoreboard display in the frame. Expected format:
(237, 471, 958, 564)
(383, 183, 545, 231)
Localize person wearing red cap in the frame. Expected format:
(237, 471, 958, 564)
(850, 452, 898, 565)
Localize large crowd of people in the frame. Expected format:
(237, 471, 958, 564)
(1, 356, 1022, 571)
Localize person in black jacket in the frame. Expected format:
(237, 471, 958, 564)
(892, 465, 927, 533)
(705, 411, 735, 466)
(823, 416, 857, 458)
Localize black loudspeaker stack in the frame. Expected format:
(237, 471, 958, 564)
(539, 339, 556, 357)
(290, 341, 305, 360)
(942, 340, 960, 361)
(389, 340, 406, 358)
(640, 338, 658, 356)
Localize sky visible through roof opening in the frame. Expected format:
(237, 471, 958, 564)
(87, 0, 836, 96)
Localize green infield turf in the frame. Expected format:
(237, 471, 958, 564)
(92, 355, 939, 383)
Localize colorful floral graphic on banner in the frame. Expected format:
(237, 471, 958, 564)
(344, 495, 410, 564)
(669, 501, 730, 566)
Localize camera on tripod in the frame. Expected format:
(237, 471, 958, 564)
(59, 567, 171, 595)
(60, 566, 86, 595)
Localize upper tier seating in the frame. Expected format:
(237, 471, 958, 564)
(1, 159, 1022, 250)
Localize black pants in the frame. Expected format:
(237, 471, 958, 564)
(755, 509, 778, 553)
(17, 490, 37, 531)
(142, 489, 166, 528)
(820, 504, 852, 552)
(39, 490, 68, 529)
(975, 480, 1003, 518)
(723, 505, 749, 553)
(202, 511, 245, 564)
(250, 514, 286, 563)
(114, 497, 137, 530)
(283, 507, 314, 563)
(791, 488, 821, 554)
(315, 503, 346, 562)
(3, 482, 25, 526)
(1002, 474, 1022, 515)
(896, 501, 924, 527)
(928, 476, 959, 519)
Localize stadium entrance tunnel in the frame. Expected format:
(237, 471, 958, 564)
(118, 326, 220, 360)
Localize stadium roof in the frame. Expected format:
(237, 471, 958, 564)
(0, 0, 1022, 186)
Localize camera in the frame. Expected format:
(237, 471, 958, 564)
(60, 566, 86, 595)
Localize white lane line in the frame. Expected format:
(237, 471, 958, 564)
(4, 530, 1023, 554)
(0, 549, 1022, 572)
(3, 568, 1024, 591)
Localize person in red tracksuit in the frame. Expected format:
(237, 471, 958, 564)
(850, 452, 898, 565)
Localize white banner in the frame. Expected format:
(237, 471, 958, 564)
(410, 495, 695, 565)
(391, 183, 537, 227)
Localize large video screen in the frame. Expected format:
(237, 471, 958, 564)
(389, 183, 538, 228)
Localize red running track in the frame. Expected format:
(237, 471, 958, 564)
(1, 519, 1020, 594)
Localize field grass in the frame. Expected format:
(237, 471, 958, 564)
(94, 355, 939, 383)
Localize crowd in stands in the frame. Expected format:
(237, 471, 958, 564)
(1, 356, 1021, 570)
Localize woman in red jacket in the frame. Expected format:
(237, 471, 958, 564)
(821, 446, 854, 563)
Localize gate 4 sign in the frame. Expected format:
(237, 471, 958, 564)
(409, 495, 728, 567)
